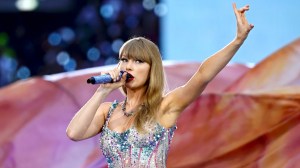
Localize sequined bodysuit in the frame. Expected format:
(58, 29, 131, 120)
(99, 100, 177, 168)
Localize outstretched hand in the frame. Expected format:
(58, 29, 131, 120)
(233, 3, 254, 42)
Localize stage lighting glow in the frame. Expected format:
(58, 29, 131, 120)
(104, 57, 118, 65)
(87, 47, 100, 61)
(56, 51, 70, 66)
(1, 56, 18, 71)
(143, 0, 156, 10)
(16, 66, 31, 79)
(100, 4, 114, 19)
(60, 27, 75, 43)
(15, 0, 38, 11)
(112, 39, 124, 54)
(48, 33, 62, 46)
(0, 33, 9, 46)
(154, 3, 168, 17)
(63, 58, 77, 71)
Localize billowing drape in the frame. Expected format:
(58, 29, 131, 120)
(1, 38, 300, 168)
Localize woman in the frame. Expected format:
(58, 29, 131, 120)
(66, 3, 254, 167)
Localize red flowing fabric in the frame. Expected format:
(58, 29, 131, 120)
(1, 38, 300, 168)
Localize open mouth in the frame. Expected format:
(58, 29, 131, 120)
(126, 73, 134, 82)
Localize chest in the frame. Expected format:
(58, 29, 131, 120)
(106, 108, 136, 133)
(100, 124, 171, 150)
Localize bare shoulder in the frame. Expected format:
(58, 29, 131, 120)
(97, 101, 114, 119)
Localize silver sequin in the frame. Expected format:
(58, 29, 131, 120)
(99, 100, 177, 168)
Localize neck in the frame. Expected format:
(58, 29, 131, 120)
(125, 88, 147, 107)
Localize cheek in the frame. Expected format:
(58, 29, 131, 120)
(118, 63, 126, 70)
(139, 73, 150, 85)
(142, 67, 151, 81)
(141, 64, 150, 73)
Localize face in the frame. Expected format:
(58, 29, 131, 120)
(119, 55, 151, 89)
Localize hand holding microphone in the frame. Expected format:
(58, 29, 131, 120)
(87, 70, 133, 84)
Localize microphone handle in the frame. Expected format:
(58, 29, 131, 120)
(87, 71, 125, 84)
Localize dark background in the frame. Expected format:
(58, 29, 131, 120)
(0, 0, 160, 87)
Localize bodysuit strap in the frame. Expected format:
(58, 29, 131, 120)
(104, 100, 118, 127)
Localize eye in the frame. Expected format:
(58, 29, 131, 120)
(135, 59, 144, 63)
(120, 58, 128, 62)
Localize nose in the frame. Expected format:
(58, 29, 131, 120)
(125, 60, 133, 71)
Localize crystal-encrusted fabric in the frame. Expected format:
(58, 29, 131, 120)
(99, 100, 177, 168)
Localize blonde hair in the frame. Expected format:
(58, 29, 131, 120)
(119, 37, 165, 133)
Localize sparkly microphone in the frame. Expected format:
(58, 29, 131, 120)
(86, 71, 133, 84)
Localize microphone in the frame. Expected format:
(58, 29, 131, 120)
(86, 71, 133, 84)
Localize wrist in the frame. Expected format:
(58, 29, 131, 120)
(233, 36, 246, 45)
(96, 86, 113, 96)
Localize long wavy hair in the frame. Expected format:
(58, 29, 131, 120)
(119, 37, 166, 133)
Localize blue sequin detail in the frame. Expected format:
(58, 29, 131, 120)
(99, 100, 177, 168)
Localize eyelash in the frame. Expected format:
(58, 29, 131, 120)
(120, 58, 128, 62)
(135, 60, 143, 63)
(120, 58, 144, 63)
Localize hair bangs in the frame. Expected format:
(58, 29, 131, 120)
(119, 39, 151, 64)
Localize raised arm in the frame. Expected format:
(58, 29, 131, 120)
(66, 69, 127, 141)
(195, 3, 254, 83)
(161, 3, 254, 122)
